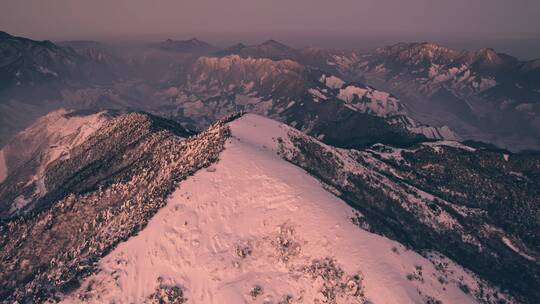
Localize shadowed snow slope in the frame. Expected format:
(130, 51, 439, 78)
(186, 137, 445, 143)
(64, 114, 482, 304)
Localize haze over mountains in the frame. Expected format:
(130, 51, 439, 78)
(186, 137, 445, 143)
(0, 29, 539, 304)
(1, 31, 538, 150)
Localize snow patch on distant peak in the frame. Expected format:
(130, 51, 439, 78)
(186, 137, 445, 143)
(422, 140, 476, 152)
(320, 74, 345, 89)
(337, 85, 402, 117)
(337, 85, 368, 103)
(308, 88, 328, 101)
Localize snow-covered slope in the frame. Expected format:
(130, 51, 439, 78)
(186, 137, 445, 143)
(64, 114, 494, 304)
(0, 112, 221, 302)
(0, 109, 111, 217)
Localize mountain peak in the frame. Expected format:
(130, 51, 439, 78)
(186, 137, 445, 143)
(412, 42, 455, 54)
(262, 39, 280, 44)
(476, 47, 496, 55)
(164, 37, 204, 44)
(187, 37, 203, 43)
(261, 39, 291, 49)
(377, 42, 459, 65)
(231, 42, 246, 48)
(215, 40, 297, 60)
(226, 42, 247, 50)
(158, 37, 216, 53)
(473, 47, 500, 62)
(465, 47, 519, 68)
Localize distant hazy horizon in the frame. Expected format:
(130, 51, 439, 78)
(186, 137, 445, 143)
(2, 0, 540, 59)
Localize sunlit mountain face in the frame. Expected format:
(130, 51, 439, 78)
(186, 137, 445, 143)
(1, 1, 539, 303)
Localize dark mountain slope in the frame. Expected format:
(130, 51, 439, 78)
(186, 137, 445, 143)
(0, 31, 79, 90)
(157, 38, 218, 54)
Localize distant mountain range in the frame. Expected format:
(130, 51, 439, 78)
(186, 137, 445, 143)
(216, 39, 360, 75)
(0, 31, 538, 152)
(0, 33, 455, 150)
(157, 54, 457, 149)
(0, 31, 79, 90)
(349, 42, 540, 151)
(208, 39, 540, 151)
(0, 31, 130, 91)
(156, 38, 218, 54)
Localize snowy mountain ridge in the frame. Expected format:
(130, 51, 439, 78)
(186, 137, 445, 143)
(0, 111, 230, 303)
(2, 111, 538, 303)
(60, 114, 509, 304)
(157, 38, 218, 54)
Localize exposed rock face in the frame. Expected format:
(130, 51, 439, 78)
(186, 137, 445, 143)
(157, 38, 217, 54)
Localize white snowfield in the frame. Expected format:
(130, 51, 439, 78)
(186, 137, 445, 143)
(64, 114, 482, 304)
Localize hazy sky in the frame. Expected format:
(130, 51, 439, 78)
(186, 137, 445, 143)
(1, 0, 539, 37)
(1, 0, 540, 57)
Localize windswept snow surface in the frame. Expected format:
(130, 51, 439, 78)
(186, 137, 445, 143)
(65, 114, 479, 304)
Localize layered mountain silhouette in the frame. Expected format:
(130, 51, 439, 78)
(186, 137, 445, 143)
(157, 38, 218, 54)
